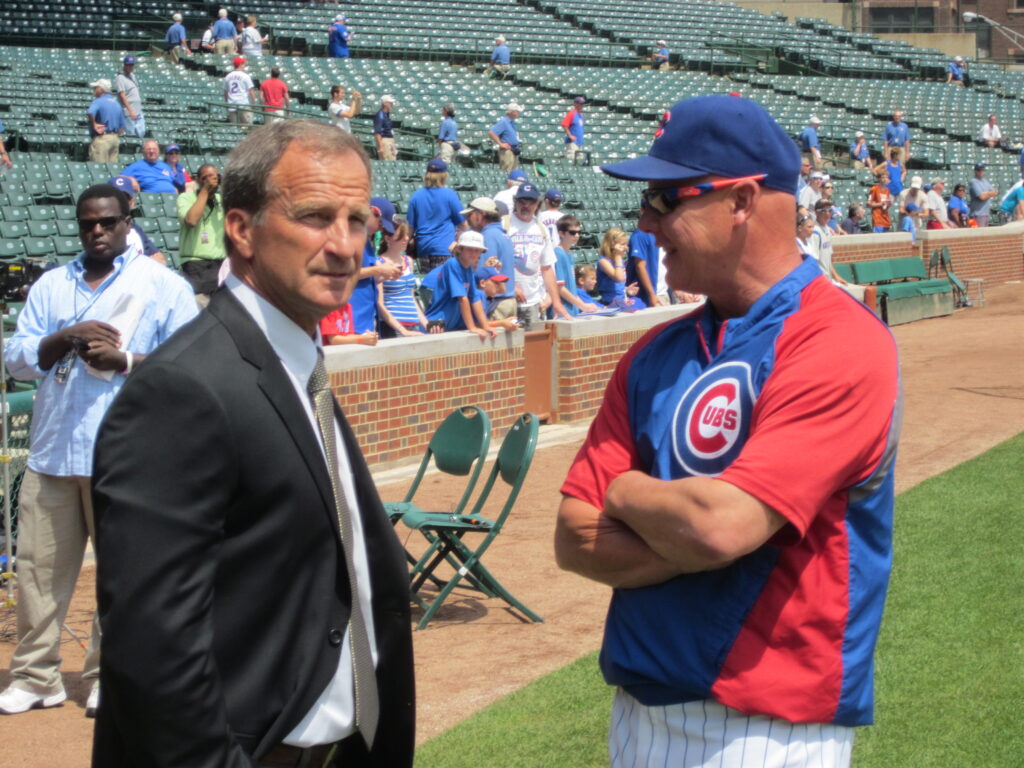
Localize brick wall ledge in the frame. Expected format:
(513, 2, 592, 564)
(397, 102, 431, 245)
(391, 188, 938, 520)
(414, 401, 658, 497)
(919, 220, 1024, 241)
(548, 301, 701, 339)
(323, 326, 522, 373)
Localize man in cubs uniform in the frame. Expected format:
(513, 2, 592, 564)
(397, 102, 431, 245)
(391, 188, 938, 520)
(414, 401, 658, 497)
(556, 95, 902, 767)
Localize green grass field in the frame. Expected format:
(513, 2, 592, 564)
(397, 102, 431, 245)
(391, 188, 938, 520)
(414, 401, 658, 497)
(414, 432, 1024, 768)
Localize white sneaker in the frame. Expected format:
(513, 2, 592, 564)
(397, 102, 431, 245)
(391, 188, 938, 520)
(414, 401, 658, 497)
(0, 684, 67, 715)
(85, 682, 100, 718)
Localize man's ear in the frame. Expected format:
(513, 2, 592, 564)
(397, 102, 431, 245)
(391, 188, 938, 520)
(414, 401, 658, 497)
(224, 209, 255, 261)
(730, 180, 761, 227)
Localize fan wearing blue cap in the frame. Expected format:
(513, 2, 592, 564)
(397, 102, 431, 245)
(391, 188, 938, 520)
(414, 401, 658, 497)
(557, 95, 902, 768)
(348, 196, 404, 335)
(115, 55, 145, 138)
(406, 157, 466, 272)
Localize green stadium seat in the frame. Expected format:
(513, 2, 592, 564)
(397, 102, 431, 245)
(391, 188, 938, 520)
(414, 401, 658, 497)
(0, 240, 26, 259)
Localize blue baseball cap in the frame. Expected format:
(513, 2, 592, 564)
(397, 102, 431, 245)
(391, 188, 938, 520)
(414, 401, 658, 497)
(514, 183, 540, 201)
(108, 175, 135, 197)
(474, 266, 509, 283)
(427, 157, 447, 173)
(544, 188, 562, 202)
(123, 55, 136, 65)
(507, 169, 527, 182)
(164, 143, 181, 153)
(601, 94, 801, 196)
(370, 196, 396, 234)
(904, 203, 920, 212)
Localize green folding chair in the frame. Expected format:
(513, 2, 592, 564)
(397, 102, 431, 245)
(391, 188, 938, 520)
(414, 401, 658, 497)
(403, 413, 543, 630)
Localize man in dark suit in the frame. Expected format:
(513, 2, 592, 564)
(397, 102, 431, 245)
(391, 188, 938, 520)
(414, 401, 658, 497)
(91, 120, 414, 767)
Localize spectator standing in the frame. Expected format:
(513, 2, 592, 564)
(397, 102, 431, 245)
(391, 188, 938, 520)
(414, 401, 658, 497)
(424, 231, 496, 339)
(899, 175, 926, 219)
(925, 178, 953, 229)
(164, 13, 189, 65)
(796, 156, 811, 197)
(87, 79, 125, 163)
(946, 55, 966, 86)
(108, 175, 166, 265)
(328, 14, 352, 58)
(883, 147, 905, 198)
(493, 169, 526, 215)
(947, 184, 969, 227)
(437, 103, 460, 163)
(163, 144, 191, 192)
(553, 215, 596, 316)
(475, 267, 519, 329)
(462, 197, 517, 318)
(798, 115, 823, 169)
(979, 114, 1003, 148)
(0, 183, 196, 719)
(597, 228, 645, 310)
(796, 210, 815, 252)
(223, 57, 255, 126)
(351, 196, 403, 334)
(176, 163, 225, 299)
(200, 23, 215, 52)
(239, 16, 268, 58)
(798, 170, 823, 210)
(883, 109, 911, 162)
(259, 67, 290, 124)
(374, 95, 397, 161)
(537, 188, 564, 242)
(120, 139, 177, 193)
(841, 203, 866, 234)
(868, 169, 893, 232)
(489, 102, 523, 173)
(968, 162, 997, 227)
(489, 35, 511, 77)
(376, 221, 428, 338)
(505, 183, 570, 324)
(998, 184, 1024, 221)
(849, 130, 871, 169)
(406, 158, 466, 272)
(561, 97, 586, 163)
(328, 84, 361, 133)
(212, 9, 237, 55)
(902, 202, 921, 241)
(626, 229, 663, 307)
(652, 40, 670, 69)
(114, 56, 145, 139)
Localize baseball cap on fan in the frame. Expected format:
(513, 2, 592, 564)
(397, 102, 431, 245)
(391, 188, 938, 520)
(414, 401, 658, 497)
(600, 94, 802, 196)
(370, 196, 396, 234)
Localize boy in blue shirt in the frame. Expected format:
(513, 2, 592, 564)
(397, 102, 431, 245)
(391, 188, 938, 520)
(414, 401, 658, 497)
(425, 231, 496, 339)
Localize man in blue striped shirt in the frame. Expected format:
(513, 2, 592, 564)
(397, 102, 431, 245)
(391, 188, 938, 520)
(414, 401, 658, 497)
(0, 184, 197, 719)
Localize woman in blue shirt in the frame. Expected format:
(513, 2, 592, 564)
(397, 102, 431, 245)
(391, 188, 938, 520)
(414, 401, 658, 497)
(884, 148, 905, 198)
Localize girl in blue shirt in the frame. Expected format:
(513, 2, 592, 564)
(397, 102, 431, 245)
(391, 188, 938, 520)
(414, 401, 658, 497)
(597, 228, 646, 311)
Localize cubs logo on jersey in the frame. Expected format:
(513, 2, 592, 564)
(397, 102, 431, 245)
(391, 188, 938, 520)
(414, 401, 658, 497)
(671, 361, 755, 477)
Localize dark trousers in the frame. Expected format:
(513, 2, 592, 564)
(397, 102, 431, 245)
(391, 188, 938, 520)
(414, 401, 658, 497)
(181, 258, 224, 295)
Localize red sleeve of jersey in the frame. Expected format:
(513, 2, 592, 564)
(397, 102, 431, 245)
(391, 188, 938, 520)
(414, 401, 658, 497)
(560, 110, 574, 130)
(719, 296, 900, 539)
(560, 322, 672, 509)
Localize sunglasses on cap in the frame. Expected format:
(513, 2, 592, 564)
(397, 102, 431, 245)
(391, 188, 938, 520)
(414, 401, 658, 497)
(641, 174, 766, 215)
(78, 216, 126, 231)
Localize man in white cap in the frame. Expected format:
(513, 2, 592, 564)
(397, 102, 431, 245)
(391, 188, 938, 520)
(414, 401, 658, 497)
(489, 34, 510, 77)
(462, 197, 517, 319)
(212, 8, 237, 54)
(849, 130, 871, 169)
(652, 40, 670, 69)
(114, 56, 145, 138)
(223, 56, 255, 126)
(328, 13, 353, 58)
(374, 95, 397, 160)
(925, 177, 953, 229)
(164, 12, 189, 65)
(87, 79, 125, 162)
(898, 175, 927, 230)
(488, 102, 523, 172)
(798, 115, 823, 169)
(947, 54, 966, 86)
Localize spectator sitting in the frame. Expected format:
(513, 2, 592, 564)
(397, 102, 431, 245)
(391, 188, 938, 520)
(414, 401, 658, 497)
(798, 116, 823, 169)
(377, 220, 429, 338)
(489, 35, 511, 77)
(901, 202, 921, 242)
(475, 266, 518, 330)
(239, 16, 268, 58)
(553, 215, 597, 317)
(538, 188, 564, 242)
(596, 227, 645, 311)
(406, 157, 466, 272)
(120, 139, 178, 193)
(162, 144, 191, 192)
(424, 230, 497, 340)
(947, 55, 966, 86)
(109, 175, 166, 265)
(841, 204, 866, 234)
(979, 114, 1004, 149)
(947, 184, 969, 227)
(868, 169, 894, 232)
(320, 303, 378, 346)
(327, 84, 361, 133)
(574, 264, 598, 306)
(493, 169, 526, 214)
(849, 130, 871, 170)
(437, 103, 461, 163)
(652, 40, 670, 69)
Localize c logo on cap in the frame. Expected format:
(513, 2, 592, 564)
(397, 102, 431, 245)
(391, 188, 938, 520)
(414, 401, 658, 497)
(671, 361, 755, 477)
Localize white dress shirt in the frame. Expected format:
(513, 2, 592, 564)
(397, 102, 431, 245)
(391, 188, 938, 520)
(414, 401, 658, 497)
(226, 275, 378, 747)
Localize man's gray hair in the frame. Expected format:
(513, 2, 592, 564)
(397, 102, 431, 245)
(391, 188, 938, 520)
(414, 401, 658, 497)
(222, 120, 371, 223)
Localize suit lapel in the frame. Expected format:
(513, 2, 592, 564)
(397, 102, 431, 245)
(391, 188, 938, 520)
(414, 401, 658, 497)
(207, 290, 338, 536)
